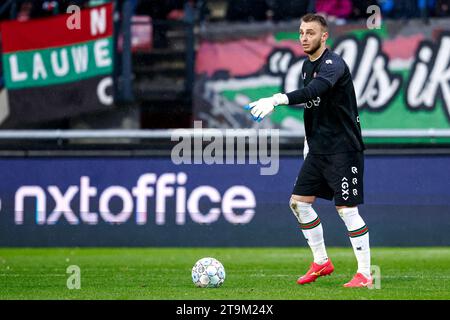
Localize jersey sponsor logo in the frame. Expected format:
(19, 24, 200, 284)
(325, 59, 333, 64)
(305, 96, 320, 108)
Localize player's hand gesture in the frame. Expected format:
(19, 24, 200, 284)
(244, 93, 288, 122)
(244, 97, 275, 122)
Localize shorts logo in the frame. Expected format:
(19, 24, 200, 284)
(341, 177, 349, 201)
(350, 166, 359, 199)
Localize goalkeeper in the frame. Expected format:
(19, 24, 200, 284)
(245, 13, 372, 288)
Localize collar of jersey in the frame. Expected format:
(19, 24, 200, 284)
(309, 48, 328, 63)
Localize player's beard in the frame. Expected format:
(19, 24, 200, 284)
(303, 37, 322, 56)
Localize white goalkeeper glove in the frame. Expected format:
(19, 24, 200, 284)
(244, 93, 289, 122)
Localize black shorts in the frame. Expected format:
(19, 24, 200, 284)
(292, 151, 364, 206)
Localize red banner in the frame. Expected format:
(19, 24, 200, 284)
(0, 3, 113, 53)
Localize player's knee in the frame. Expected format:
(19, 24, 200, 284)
(289, 198, 313, 223)
(289, 197, 296, 210)
(336, 206, 358, 218)
(291, 195, 315, 204)
(289, 197, 313, 212)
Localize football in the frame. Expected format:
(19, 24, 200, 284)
(191, 257, 226, 288)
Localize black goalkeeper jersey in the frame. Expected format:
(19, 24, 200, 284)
(288, 48, 365, 155)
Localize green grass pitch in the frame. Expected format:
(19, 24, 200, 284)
(0, 247, 449, 300)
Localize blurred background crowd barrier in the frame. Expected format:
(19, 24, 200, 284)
(0, 0, 449, 134)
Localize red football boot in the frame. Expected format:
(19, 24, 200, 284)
(343, 273, 373, 288)
(297, 259, 334, 285)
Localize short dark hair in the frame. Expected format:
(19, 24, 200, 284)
(301, 13, 328, 31)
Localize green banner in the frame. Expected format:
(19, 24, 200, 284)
(3, 38, 113, 90)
